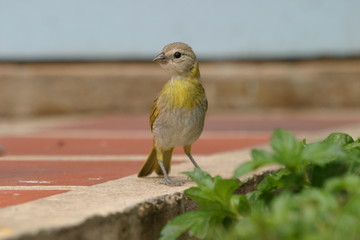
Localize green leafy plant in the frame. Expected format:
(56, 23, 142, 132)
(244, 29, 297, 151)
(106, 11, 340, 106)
(160, 129, 360, 240)
(160, 169, 245, 240)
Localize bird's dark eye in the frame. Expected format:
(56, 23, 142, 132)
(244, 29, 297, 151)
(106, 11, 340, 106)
(174, 52, 181, 58)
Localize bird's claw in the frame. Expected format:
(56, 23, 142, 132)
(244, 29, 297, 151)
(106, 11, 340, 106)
(160, 178, 184, 186)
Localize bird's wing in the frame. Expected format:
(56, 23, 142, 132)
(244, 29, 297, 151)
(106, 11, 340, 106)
(150, 97, 159, 132)
(200, 84, 208, 111)
(203, 85, 208, 112)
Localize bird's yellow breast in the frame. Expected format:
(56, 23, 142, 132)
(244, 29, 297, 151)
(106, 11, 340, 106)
(161, 77, 206, 109)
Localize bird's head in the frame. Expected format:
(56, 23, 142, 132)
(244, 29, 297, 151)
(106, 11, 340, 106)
(153, 42, 199, 79)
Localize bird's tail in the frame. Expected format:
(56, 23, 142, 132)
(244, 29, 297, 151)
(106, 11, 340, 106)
(137, 147, 173, 177)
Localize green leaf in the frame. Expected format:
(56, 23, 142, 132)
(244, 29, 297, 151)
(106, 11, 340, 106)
(233, 149, 274, 178)
(303, 142, 346, 166)
(159, 212, 195, 240)
(160, 210, 218, 240)
(160, 209, 233, 240)
(231, 194, 251, 215)
(323, 132, 354, 146)
(184, 168, 214, 189)
(270, 129, 304, 168)
(325, 175, 360, 195)
(252, 148, 274, 162)
(184, 187, 223, 210)
(184, 168, 241, 210)
(344, 142, 360, 152)
(256, 169, 289, 192)
(308, 161, 349, 187)
(186, 211, 214, 239)
(212, 176, 242, 204)
(254, 168, 294, 202)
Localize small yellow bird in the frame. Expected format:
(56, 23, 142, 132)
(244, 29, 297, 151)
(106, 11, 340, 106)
(137, 42, 207, 186)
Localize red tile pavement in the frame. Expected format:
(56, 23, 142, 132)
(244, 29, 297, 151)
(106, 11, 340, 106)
(0, 161, 146, 186)
(2, 114, 358, 156)
(54, 115, 149, 131)
(52, 115, 360, 132)
(0, 159, 180, 207)
(0, 190, 68, 208)
(0, 137, 269, 156)
(204, 118, 360, 131)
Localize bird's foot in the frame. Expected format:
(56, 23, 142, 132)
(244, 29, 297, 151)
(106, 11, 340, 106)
(159, 178, 184, 186)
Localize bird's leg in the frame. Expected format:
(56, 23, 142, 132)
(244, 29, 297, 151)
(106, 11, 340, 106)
(157, 149, 183, 186)
(158, 161, 183, 186)
(184, 145, 201, 169)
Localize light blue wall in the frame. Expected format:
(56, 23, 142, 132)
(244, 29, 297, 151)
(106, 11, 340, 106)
(1, 0, 360, 60)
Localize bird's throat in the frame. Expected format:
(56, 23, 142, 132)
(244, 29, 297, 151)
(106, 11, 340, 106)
(162, 76, 205, 109)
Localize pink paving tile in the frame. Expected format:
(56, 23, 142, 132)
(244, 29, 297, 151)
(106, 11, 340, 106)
(56, 115, 149, 131)
(0, 137, 269, 155)
(189, 137, 269, 154)
(204, 117, 360, 131)
(50, 115, 360, 132)
(0, 137, 152, 156)
(0, 190, 68, 208)
(0, 161, 146, 186)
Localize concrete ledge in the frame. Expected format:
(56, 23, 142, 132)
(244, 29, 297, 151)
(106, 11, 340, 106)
(1, 59, 360, 117)
(13, 174, 270, 240)
(13, 193, 196, 240)
(0, 148, 276, 240)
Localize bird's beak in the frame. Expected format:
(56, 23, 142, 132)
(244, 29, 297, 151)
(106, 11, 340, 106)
(153, 52, 167, 63)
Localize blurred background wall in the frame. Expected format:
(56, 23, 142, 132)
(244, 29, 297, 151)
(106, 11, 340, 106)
(1, 0, 360, 60)
(0, 0, 360, 117)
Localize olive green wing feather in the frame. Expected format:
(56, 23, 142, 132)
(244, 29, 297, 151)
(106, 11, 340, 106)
(150, 97, 159, 132)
